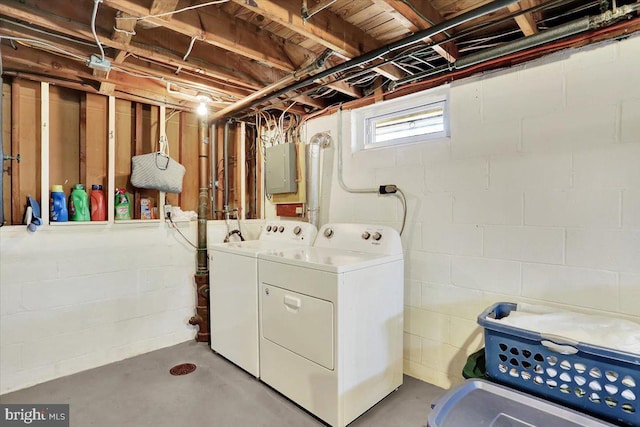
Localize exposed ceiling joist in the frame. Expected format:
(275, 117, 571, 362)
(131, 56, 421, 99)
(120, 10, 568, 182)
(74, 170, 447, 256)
(230, 0, 405, 81)
(0, 0, 338, 111)
(374, 0, 460, 62)
(98, 11, 137, 94)
(0, 0, 263, 90)
(102, 0, 310, 72)
(508, 0, 539, 36)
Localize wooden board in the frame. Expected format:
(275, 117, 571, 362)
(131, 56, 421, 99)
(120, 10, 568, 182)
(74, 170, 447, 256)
(164, 110, 181, 207)
(48, 86, 80, 195)
(18, 79, 41, 219)
(180, 111, 199, 213)
(114, 98, 133, 191)
(2, 81, 12, 224)
(85, 93, 108, 191)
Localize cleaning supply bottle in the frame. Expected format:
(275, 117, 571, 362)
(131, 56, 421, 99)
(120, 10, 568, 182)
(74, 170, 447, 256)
(50, 185, 68, 222)
(90, 184, 106, 221)
(69, 184, 90, 221)
(115, 188, 132, 220)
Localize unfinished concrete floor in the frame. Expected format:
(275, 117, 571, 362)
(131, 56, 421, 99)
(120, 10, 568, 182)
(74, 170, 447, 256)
(1, 341, 445, 427)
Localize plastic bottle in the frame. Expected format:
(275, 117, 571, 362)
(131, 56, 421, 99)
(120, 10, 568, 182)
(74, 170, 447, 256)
(69, 184, 90, 221)
(50, 184, 68, 222)
(90, 184, 106, 221)
(114, 188, 132, 220)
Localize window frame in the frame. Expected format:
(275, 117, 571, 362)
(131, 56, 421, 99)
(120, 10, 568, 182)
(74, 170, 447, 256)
(352, 85, 450, 152)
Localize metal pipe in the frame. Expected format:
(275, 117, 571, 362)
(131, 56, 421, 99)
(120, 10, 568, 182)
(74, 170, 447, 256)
(390, 3, 640, 89)
(223, 0, 518, 118)
(306, 131, 331, 228)
(208, 50, 332, 122)
(210, 122, 217, 219)
(189, 116, 211, 344)
(302, 0, 338, 20)
(223, 120, 229, 211)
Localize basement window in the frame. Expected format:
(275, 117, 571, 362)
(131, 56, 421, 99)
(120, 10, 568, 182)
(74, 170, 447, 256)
(352, 86, 449, 151)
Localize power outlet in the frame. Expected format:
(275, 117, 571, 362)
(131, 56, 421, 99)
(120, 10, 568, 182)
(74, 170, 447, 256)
(164, 205, 172, 219)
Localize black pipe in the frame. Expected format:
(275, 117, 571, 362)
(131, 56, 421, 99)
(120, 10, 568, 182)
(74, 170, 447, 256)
(223, 0, 518, 118)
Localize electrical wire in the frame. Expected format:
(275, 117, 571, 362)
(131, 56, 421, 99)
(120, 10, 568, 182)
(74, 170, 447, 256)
(167, 214, 198, 249)
(91, 0, 105, 61)
(118, 0, 230, 21)
(396, 188, 407, 236)
(0, 18, 98, 47)
(0, 36, 87, 62)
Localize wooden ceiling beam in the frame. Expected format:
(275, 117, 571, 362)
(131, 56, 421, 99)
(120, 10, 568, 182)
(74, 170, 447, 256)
(0, 1, 264, 90)
(98, 11, 138, 95)
(0, 25, 330, 112)
(507, 1, 539, 36)
(374, 0, 460, 62)
(231, 0, 404, 81)
(102, 0, 312, 72)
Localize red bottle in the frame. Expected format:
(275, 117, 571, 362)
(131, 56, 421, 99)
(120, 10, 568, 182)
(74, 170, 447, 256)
(90, 184, 106, 221)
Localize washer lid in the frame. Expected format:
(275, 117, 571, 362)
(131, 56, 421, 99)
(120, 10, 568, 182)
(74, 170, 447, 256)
(258, 246, 403, 273)
(209, 240, 306, 257)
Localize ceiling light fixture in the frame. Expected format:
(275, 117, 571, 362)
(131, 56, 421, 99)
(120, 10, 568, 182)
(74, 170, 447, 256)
(197, 102, 208, 116)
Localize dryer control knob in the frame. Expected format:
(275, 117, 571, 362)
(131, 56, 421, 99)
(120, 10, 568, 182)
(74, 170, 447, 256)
(372, 232, 382, 241)
(266, 225, 272, 232)
(324, 228, 334, 238)
(293, 226, 302, 235)
(362, 231, 371, 240)
(278, 226, 285, 233)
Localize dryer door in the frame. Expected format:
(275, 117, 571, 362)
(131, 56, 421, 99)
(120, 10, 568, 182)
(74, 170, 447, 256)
(261, 284, 334, 370)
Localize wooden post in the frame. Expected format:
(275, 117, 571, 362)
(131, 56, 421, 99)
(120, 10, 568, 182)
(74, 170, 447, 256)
(10, 80, 21, 224)
(108, 96, 116, 223)
(133, 102, 143, 219)
(40, 82, 50, 224)
(79, 94, 87, 187)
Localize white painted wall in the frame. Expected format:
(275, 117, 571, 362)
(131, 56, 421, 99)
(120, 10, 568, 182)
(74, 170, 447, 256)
(0, 220, 262, 394)
(304, 35, 640, 389)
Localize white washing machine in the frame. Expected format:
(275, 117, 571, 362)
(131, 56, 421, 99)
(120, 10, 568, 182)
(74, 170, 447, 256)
(257, 223, 404, 427)
(209, 220, 317, 378)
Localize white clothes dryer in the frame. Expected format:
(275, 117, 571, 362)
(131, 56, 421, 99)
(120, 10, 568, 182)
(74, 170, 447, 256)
(257, 223, 404, 427)
(209, 220, 317, 378)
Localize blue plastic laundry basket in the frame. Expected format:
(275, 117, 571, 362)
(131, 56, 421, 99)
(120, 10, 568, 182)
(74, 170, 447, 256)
(477, 302, 640, 427)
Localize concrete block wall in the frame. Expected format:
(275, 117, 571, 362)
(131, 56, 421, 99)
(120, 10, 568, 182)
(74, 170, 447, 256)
(305, 35, 640, 389)
(0, 220, 262, 394)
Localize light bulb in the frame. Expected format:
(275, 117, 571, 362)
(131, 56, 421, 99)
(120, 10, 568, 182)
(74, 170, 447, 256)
(197, 101, 207, 116)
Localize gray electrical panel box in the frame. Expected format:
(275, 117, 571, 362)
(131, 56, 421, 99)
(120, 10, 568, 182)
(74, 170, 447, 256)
(265, 143, 298, 195)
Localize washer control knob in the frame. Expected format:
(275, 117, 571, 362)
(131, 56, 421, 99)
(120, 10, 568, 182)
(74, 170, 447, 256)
(293, 226, 302, 235)
(266, 225, 272, 232)
(278, 226, 285, 233)
(324, 228, 334, 238)
(372, 232, 382, 241)
(362, 231, 371, 240)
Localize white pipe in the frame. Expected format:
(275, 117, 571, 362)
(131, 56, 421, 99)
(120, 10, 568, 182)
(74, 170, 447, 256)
(336, 108, 377, 194)
(306, 131, 331, 228)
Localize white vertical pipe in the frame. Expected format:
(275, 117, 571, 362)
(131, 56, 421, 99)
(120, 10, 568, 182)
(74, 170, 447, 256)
(40, 82, 50, 225)
(107, 96, 116, 223)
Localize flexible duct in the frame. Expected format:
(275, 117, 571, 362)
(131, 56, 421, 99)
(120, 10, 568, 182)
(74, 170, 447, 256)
(306, 132, 331, 228)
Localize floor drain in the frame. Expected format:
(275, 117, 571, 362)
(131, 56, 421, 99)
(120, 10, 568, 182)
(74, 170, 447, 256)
(170, 363, 197, 376)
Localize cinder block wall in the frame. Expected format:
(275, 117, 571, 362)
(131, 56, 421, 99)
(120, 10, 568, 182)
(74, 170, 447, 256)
(0, 221, 262, 394)
(306, 35, 640, 389)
